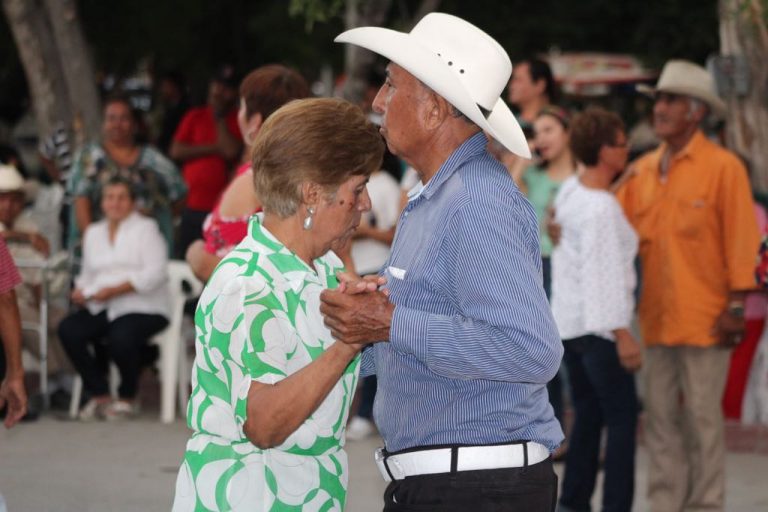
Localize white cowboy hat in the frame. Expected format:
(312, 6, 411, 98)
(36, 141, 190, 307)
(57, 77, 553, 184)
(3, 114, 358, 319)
(0, 164, 24, 193)
(335, 12, 530, 158)
(637, 59, 726, 117)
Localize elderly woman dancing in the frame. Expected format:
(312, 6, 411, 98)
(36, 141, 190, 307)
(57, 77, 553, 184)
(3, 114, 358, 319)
(172, 97, 384, 512)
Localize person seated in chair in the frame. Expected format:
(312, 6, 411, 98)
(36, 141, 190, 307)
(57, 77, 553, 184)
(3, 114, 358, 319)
(59, 177, 169, 421)
(0, 164, 71, 390)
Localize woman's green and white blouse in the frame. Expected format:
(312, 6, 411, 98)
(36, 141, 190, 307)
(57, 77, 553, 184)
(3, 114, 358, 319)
(173, 214, 360, 512)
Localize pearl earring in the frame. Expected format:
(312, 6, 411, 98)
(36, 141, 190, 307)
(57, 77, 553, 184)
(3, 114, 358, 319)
(303, 206, 315, 230)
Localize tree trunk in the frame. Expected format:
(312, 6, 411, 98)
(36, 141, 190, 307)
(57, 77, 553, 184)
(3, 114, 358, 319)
(2, 0, 73, 139)
(340, 0, 393, 104)
(719, 0, 768, 194)
(339, 0, 443, 103)
(2, 0, 100, 149)
(43, 0, 101, 143)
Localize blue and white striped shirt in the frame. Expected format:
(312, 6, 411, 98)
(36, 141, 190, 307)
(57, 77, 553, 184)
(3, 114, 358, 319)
(362, 132, 564, 453)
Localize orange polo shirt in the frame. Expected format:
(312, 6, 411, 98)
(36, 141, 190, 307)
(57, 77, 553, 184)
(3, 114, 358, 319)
(616, 131, 759, 347)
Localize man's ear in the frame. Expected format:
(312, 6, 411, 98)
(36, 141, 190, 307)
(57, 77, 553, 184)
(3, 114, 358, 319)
(686, 102, 708, 124)
(424, 92, 450, 130)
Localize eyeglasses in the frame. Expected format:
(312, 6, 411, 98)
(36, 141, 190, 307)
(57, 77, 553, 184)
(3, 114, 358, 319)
(654, 92, 684, 104)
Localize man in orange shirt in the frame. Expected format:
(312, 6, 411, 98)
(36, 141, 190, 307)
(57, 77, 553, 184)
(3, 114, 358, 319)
(618, 60, 759, 512)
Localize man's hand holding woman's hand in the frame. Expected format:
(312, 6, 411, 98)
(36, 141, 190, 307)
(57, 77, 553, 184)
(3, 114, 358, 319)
(320, 274, 392, 345)
(335, 272, 388, 296)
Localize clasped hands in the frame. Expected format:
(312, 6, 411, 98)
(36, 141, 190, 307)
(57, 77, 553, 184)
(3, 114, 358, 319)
(319, 273, 393, 347)
(71, 286, 117, 305)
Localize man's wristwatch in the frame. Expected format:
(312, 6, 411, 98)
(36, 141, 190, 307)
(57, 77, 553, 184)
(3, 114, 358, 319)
(728, 301, 745, 318)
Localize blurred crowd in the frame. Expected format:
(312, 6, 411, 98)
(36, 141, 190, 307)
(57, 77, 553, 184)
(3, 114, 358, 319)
(1, 46, 767, 512)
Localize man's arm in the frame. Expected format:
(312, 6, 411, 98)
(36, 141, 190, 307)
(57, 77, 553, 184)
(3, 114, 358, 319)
(168, 140, 220, 162)
(214, 116, 241, 161)
(169, 114, 241, 163)
(322, 196, 563, 384)
(0, 230, 50, 257)
(0, 287, 27, 428)
(713, 158, 762, 345)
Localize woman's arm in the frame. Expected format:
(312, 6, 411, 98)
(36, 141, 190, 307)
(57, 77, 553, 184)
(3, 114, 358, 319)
(243, 341, 362, 448)
(74, 196, 92, 233)
(185, 240, 221, 283)
(127, 219, 168, 293)
(90, 281, 135, 302)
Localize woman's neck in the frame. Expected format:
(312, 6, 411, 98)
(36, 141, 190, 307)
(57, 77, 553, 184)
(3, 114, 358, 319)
(579, 165, 614, 190)
(545, 150, 575, 181)
(262, 214, 317, 268)
(104, 141, 139, 166)
(107, 219, 121, 242)
(519, 97, 548, 124)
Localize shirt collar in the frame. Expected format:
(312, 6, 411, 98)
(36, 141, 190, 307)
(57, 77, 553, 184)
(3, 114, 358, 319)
(652, 129, 707, 171)
(246, 213, 326, 291)
(670, 129, 707, 162)
(420, 132, 488, 200)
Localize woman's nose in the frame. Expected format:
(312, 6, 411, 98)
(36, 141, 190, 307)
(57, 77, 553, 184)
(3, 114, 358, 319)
(359, 188, 372, 211)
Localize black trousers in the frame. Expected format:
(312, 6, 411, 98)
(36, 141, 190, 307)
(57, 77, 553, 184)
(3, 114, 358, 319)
(58, 309, 167, 399)
(383, 458, 557, 512)
(560, 335, 638, 512)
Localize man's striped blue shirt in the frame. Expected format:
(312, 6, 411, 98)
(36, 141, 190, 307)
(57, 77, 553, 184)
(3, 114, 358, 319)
(362, 132, 564, 453)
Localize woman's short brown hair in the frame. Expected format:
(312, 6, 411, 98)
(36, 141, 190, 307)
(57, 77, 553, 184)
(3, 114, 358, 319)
(240, 64, 310, 121)
(569, 107, 625, 166)
(251, 98, 384, 217)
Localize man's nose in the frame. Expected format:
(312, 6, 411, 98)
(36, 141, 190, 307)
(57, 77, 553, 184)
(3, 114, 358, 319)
(372, 86, 386, 114)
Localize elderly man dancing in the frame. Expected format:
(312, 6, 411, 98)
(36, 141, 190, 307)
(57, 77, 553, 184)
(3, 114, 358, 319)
(322, 13, 563, 512)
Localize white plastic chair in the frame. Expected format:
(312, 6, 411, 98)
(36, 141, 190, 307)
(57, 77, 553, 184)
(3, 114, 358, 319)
(69, 260, 203, 423)
(16, 251, 70, 410)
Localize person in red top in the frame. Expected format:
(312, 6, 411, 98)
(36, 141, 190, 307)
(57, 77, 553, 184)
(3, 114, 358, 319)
(0, 236, 27, 428)
(170, 65, 243, 258)
(185, 64, 311, 282)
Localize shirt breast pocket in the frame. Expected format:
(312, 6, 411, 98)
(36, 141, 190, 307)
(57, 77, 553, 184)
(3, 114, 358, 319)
(675, 198, 710, 239)
(386, 266, 407, 280)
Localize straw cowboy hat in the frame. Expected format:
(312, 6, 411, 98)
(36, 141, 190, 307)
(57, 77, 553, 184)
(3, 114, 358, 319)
(335, 12, 530, 158)
(637, 59, 726, 117)
(0, 163, 24, 193)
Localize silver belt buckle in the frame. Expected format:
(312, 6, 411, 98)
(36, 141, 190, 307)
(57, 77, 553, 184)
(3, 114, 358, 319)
(374, 448, 392, 482)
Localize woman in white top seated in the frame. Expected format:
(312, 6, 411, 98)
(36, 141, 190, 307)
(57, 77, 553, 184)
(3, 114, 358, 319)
(550, 107, 642, 512)
(59, 177, 169, 420)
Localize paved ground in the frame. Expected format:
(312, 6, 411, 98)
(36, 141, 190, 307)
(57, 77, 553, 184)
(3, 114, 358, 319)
(1, 411, 767, 512)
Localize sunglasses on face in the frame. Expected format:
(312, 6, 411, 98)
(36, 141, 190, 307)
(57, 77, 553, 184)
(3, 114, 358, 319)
(653, 92, 685, 104)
